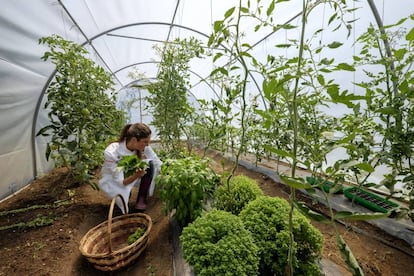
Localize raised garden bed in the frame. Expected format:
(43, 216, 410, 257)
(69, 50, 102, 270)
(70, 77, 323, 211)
(306, 176, 344, 194)
(343, 187, 400, 213)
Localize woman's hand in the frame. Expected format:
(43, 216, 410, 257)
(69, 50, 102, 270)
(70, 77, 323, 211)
(134, 168, 146, 178)
(123, 169, 146, 185)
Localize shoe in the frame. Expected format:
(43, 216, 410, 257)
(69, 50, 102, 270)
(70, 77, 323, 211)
(135, 198, 147, 211)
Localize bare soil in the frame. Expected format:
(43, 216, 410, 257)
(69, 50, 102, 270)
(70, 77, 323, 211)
(0, 149, 413, 276)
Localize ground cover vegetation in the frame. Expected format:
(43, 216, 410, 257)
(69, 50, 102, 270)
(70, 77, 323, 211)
(9, 0, 414, 275)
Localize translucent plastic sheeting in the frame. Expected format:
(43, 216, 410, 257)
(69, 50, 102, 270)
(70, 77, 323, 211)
(0, 60, 51, 199)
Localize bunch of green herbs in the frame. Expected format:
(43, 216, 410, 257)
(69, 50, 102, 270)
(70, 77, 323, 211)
(117, 155, 149, 178)
(127, 227, 146, 245)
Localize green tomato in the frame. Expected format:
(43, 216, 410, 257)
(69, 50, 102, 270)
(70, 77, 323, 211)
(81, 108, 90, 117)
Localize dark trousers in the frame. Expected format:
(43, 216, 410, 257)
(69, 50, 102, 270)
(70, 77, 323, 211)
(137, 160, 154, 201)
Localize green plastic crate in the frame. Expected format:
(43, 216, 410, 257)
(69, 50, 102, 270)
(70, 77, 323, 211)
(306, 176, 344, 194)
(343, 187, 400, 213)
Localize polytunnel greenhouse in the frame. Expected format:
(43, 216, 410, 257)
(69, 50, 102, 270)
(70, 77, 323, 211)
(1, 0, 414, 275)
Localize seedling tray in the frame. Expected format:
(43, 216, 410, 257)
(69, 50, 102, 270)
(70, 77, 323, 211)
(306, 176, 344, 194)
(343, 187, 399, 213)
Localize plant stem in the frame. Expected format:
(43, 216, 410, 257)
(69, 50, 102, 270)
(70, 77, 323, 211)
(229, 0, 249, 184)
(287, 0, 308, 274)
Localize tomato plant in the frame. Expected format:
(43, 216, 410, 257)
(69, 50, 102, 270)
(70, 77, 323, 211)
(37, 34, 125, 187)
(147, 37, 203, 158)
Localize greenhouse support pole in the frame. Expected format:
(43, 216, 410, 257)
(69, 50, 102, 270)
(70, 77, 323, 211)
(31, 71, 58, 179)
(366, 0, 403, 150)
(366, 0, 397, 95)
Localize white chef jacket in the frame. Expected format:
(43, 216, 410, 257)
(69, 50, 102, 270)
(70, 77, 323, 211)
(98, 140, 162, 213)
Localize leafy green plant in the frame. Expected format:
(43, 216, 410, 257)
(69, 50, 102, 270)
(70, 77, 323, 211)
(0, 214, 55, 231)
(244, 100, 273, 167)
(180, 209, 259, 276)
(192, 99, 232, 160)
(127, 227, 145, 245)
(32, 241, 46, 259)
(117, 155, 149, 178)
(37, 34, 125, 187)
(147, 37, 203, 158)
(239, 196, 323, 276)
(353, 16, 414, 221)
(146, 264, 157, 276)
(0, 199, 72, 216)
(212, 175, 263, 215)
(156, 155, 219, 227)
(207, 5, 255, 182)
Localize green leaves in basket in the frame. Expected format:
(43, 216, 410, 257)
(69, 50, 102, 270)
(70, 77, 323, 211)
(117, 155, 149, 178)
(127, 227, 145, 245)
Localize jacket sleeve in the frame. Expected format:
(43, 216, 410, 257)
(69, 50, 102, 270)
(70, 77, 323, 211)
(144, 146, 162, 174)
(144, 146, 162, 196)
(102, 145, 124, 187)
(99, 143, 135, 213)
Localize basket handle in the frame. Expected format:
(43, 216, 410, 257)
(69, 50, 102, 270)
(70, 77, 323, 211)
(108, 194, 128, 253)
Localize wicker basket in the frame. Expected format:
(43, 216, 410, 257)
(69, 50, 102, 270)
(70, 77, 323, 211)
(79, 194, 152, 271)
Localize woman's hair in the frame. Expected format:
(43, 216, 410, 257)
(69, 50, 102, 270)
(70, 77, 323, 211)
(118, 123, 152, 159)
(118, 123, 152, 142)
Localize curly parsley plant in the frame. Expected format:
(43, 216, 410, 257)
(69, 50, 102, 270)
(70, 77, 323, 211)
(213, 175, 263, 215)
(239, 196, 324, 275)
(180, 209, 259, 276)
